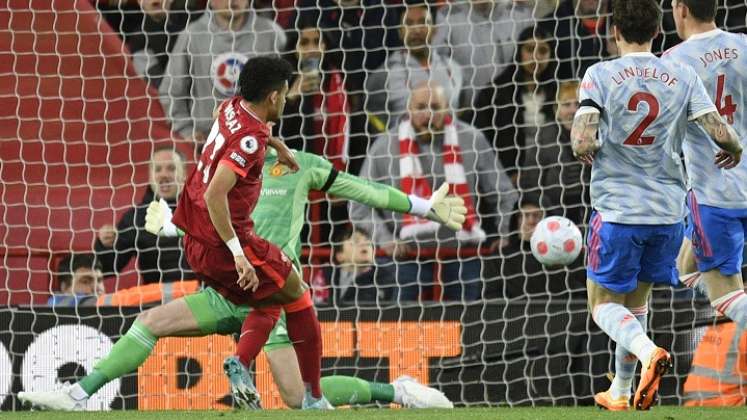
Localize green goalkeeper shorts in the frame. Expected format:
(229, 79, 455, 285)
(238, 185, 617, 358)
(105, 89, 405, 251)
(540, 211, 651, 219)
(183, 286, 292, 351)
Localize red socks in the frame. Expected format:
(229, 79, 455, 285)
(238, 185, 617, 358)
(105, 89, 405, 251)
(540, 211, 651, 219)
(236, 306, 281, 367)
(284, 292, 323, 398)
(234, 291, 322, 399)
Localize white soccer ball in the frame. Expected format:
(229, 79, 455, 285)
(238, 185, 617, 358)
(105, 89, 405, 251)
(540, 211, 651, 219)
(530, 216, 583, 266)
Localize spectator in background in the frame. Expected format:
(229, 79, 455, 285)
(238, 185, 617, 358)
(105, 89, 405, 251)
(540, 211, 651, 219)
(326, 227, 395, 306)
(366, 0, 463, 130)
(293, 0, 402, 172)
(293, 0, 402, 94)
(127, 0, 202, 88)
(541, 0, 610, 80)
(519, 80, 589, 226)
(96, 147, 193, 284)
(279, 22, 351, 241)
(474, 26, 557, 177)
(280, 22, 349, 169)
(48, 254, 105, 307)
(433, 0, 535, 109)
(351, 81, 516, 301)
(159, 0, 286, 143)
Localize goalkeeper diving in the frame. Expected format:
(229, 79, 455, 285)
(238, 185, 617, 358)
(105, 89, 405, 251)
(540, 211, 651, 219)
(18, 147, 464, 410)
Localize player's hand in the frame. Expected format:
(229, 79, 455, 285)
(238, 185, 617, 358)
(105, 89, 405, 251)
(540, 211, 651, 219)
(425, 183, 467, 231)
(573, 148, 597, 166)
(235, 255, 259, 292)
(145, 201, 164, 235)
(268, 136, 300, 172)
(714, 149, 742, 169)
(145, 199, 179, 237)
(572, 140, 600, 166)
(98, 224, 116, 248)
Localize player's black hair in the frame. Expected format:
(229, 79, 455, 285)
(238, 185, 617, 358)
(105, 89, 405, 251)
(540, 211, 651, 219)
(57, 253, 102, 290)
(237, 55, 294, 103)
(677, 0, 718, 23)
(611, 0, 662, 45)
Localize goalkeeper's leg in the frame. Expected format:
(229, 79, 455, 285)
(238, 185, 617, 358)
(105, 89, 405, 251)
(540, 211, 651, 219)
(18, 288, 237, 410)
(264, 320, 452, 409)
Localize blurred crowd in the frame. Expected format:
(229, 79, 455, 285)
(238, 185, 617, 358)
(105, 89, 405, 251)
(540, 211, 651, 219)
(49, 0, 747, 306)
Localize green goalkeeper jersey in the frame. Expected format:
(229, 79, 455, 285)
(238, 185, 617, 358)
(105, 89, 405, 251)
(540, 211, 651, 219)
(251, 150, 412, 267)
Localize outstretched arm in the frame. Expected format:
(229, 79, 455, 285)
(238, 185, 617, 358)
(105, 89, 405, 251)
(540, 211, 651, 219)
(321, 169, 465, 231)
(694, 111, 742, 169)
(570, 109, 601, 166)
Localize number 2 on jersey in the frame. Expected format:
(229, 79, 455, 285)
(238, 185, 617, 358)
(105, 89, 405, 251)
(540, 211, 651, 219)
(623, 92, 659, 146)
(715, 74, 737, 125)
(196, 121, 226, 183)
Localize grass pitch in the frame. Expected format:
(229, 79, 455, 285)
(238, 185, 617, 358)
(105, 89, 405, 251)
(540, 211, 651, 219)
(2, 407, 745, 420)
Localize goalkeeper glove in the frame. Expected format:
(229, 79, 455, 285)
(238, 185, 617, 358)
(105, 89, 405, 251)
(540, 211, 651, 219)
(145, 199, 179, 237)
(408, 183, 467, 231)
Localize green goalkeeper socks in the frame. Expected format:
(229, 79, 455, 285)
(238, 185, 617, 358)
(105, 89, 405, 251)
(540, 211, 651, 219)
(77, 321, 157, 396)
(320, 376, 395, 406)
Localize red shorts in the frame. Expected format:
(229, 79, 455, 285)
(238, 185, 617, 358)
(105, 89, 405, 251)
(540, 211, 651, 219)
(183, 232, 293, 305)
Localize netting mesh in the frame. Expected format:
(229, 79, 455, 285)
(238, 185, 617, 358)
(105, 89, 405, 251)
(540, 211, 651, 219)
(1, 0, 746, 411)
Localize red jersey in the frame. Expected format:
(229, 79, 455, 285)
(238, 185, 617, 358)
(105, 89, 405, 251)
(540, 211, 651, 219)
(173, 97, 269, 248)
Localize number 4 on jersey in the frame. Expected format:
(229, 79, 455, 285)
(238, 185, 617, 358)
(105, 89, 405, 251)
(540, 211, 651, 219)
(715, 74, 737, 125)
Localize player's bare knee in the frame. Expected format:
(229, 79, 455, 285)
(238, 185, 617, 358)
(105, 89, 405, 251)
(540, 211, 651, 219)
(704, 270, 744, 300)
(135, 309, 161, 336)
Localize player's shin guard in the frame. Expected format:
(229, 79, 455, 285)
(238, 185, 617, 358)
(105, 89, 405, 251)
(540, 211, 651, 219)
(712, 290, 747, 330)
(592, 303, 656, 366)
(611, 306, 648, 399)
(236, 306, 281, 367)
(77, 320, 157, 396)
(284, 291, 323, 398)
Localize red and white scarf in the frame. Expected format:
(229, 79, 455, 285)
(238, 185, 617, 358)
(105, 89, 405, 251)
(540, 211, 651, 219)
(312, 71, 348, 171)
(398, 116, 486, 242)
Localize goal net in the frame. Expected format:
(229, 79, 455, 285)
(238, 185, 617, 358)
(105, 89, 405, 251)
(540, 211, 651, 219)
(1, 0, 746, 411)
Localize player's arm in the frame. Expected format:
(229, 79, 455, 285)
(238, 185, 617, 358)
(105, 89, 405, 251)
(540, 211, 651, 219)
(570, 107, 601, 165)
(204, 164, 259, 291)
(694, 111, 742, 169)
(316, 166, 466, 231)
(267, 136, 299, 172)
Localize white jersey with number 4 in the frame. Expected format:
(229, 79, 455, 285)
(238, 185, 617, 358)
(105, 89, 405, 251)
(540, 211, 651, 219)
(663, 29, 747, 209)
(578, 52, 716, 225)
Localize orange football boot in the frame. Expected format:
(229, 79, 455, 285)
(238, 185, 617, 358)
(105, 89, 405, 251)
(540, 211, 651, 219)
(633, 347, 672, 410)
(594, 390, 630, 411)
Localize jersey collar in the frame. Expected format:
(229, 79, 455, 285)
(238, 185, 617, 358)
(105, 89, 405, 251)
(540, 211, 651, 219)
(688, 28, 723, 41)
(622, 51, 656, 58)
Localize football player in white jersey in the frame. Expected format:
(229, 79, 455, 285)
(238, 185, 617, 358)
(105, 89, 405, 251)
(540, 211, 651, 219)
(572, 0, 742, 411)
(664, 0, 747, 405)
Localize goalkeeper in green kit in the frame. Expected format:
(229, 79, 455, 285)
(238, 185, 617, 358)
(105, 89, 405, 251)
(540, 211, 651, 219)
(19, 147, 463, 411)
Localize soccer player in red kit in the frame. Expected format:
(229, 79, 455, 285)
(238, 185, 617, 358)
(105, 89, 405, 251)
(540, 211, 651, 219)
(172, 56, 328, 408)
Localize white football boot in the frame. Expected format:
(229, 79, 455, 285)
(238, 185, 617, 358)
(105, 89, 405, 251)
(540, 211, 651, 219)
(392, 375, 454, 408)
(18, 382, 86, 411)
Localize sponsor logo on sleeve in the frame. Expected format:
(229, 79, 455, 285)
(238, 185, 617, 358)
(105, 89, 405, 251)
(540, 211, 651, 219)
(240, 136, 258, 154)
(230, 151, 247, 167)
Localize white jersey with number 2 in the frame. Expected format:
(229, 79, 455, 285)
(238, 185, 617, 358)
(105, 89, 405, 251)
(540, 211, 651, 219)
(578, 52, 716, 225)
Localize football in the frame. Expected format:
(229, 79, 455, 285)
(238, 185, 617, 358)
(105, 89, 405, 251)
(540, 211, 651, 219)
(530, 216, 583, 266)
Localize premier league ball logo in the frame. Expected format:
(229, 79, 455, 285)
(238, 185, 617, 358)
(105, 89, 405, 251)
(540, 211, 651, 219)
(211, 52, 248, 97)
